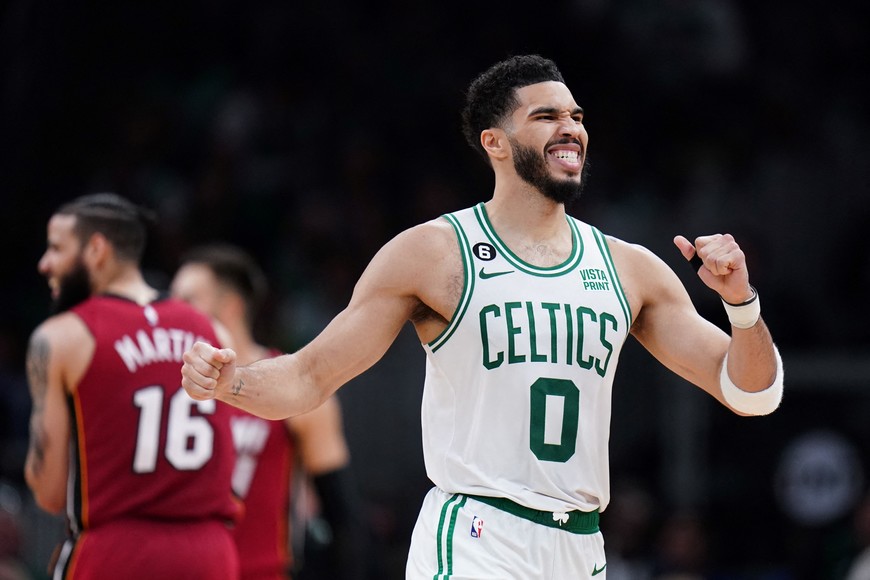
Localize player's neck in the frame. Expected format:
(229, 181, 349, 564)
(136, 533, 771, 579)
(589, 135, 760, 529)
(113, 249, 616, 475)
(491, 178, 566, 225)
(98, 267, 158, 306)
(485, 188, 573, 267)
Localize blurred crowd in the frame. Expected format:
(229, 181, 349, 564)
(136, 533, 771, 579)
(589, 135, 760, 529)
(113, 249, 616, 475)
(1, 0, 869, 578)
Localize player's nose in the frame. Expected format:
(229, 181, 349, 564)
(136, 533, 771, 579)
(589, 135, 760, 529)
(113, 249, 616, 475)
(558, 117, 583, 139)
(37, 253, 51, 275)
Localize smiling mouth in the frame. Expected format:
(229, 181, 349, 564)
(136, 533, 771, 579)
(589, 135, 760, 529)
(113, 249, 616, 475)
(549, 150, 580, 164)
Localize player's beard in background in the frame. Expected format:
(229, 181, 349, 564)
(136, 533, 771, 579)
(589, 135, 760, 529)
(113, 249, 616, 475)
(511, 137, 589, 205)
(52, 256, 92, 314)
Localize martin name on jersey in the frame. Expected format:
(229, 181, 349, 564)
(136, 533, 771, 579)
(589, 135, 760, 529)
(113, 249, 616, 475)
(114, 324, 211, 373)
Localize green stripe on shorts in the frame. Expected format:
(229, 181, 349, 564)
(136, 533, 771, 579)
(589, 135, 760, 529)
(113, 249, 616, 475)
(434, 494, 467, 579)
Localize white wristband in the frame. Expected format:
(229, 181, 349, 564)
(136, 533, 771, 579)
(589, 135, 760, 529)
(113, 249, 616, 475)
(722, 286, 760, 329)
(719, 345, 784, 416)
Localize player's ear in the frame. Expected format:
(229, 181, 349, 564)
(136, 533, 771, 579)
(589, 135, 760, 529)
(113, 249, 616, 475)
(83, 232, 111, 268)
(481, 128, 509, 161)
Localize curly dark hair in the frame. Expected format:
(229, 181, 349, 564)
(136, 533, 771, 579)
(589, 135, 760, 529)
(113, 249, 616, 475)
(56, 193, 156, 263)
(461, 55, 565, 163)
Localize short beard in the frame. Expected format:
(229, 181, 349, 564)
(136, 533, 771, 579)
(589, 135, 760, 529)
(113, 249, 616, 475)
(511, 137, 589, 205)
(52, 258, 92, 313)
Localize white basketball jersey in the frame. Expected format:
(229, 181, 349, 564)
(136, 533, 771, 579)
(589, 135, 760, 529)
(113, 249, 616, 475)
(421, 203, 632, 514)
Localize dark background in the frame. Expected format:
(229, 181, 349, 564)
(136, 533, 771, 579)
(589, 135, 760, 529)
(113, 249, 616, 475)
(1, 1, 869, 578)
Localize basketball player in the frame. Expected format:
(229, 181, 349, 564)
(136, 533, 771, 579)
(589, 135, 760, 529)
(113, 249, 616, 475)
(171, 243, 366, 580)
(180, 55, 784, 578)
(25, 194, 241, 579)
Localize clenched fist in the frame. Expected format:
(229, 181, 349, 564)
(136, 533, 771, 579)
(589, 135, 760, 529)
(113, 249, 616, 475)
(674, 234, 754, 305)
(181, 341, 238, 401)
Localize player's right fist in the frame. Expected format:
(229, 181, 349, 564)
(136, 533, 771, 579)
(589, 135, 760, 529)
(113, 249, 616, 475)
(181, 341, 237, 401)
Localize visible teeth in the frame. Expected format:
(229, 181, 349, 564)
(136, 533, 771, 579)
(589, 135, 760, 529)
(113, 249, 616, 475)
(552, 150, 579, 162)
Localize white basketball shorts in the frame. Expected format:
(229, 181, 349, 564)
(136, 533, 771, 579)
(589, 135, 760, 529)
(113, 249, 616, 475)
(406, 487, 607, 579)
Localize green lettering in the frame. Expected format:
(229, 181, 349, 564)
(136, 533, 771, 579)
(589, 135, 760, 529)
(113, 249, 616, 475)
(576, 306, 596, 370)
(541, 302, 560, 364)
(564, 304, 573, 366)
(527, 302, 546, 363)
(596, 312, 617, 377)
(479, 305, 503, 369)
(506, 302, 525, 364)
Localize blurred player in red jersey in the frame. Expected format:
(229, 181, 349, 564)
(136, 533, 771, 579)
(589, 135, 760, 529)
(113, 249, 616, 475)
(25, 193, 242, 579)
(171, 243, 368, 580)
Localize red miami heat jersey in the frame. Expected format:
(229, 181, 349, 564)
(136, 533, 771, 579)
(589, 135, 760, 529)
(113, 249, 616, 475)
(68, 295, 241, 530)
(231, 348, 295, 580)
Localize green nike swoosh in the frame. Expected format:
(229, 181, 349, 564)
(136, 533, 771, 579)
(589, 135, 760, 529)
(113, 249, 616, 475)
(591, 562, 607, 576)
(479, 268, 514, 279)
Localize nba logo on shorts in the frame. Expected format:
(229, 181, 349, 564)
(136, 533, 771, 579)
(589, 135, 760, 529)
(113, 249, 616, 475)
(470, 516, 484, 538)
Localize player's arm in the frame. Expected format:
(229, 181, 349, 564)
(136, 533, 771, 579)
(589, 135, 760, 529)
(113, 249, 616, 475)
(183, 223, 441, 419)
(613, 234, 781, 415)
(289, 396, 349, 475)
(289, 396, 368, 574)
(24, 316, 83, 513)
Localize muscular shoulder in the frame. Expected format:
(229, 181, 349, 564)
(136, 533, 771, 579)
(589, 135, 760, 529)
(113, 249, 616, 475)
(357, 217, 462, 332)
(368, 217, 460, 284)
(29, 312, 94, 393)
(32, 312, 92, 352)
(392, 217, 458, 256)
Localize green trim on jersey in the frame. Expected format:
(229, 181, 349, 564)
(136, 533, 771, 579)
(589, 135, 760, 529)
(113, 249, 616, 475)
(474, 203, 584, 276)
(591, 227, 632, 328)
(434, 494, 467, 579)
(428, 213, 475, 353)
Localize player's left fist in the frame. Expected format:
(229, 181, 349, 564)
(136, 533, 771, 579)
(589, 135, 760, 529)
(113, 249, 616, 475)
(674, 234, 753, 304)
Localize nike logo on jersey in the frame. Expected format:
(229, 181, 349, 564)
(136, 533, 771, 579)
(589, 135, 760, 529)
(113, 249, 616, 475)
(479, 268, 514, 279)
(591, 562, 607, 576)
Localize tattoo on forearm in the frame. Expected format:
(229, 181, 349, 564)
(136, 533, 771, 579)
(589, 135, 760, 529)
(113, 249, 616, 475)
(28, 417, 46, 476)
(231, 379, 244, 396)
